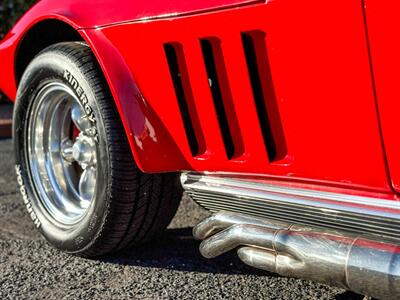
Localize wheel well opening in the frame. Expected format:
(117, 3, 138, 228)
(15, 19, 83, 82)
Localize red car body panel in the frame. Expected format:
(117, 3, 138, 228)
(0, 0, 398, 199)
(84, 2, 390, 191)
(364, 1, 400, 194)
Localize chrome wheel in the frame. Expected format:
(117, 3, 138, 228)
(14, 42, 183, 255)
(27, 82, 98, 225)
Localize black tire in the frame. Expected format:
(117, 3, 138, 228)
(13, 42, 182, 257)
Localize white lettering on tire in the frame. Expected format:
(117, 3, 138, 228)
(63, 69, 99, 142)
(15, 165, 41, 229)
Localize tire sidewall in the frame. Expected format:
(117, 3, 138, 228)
(13, 45, 110, 253)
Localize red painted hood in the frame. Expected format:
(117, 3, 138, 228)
(0, 0, 262, 98)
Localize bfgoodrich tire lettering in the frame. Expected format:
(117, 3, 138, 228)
(13, 42, 182, 256)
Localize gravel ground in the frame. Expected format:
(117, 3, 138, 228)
(0, 138, 366, 300)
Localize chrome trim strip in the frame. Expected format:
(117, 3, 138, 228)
(182, 173, 400, 218)
(181, 173, 400, 239)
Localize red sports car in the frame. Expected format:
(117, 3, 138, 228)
(0, 0, 399, 298)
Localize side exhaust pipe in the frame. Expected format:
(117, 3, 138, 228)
(193, 212, 400, 299)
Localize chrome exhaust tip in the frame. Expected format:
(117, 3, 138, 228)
(194, 211, 400, 300)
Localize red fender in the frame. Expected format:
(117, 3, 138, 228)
(0, 0, 260, 171)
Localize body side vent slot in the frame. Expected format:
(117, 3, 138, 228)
(200, 39, 244, 159)
(242, 31, 287, 162)
(164, 43, 205, 157)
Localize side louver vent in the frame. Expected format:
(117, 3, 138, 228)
(200, 39, 244, 159)
(164, 32, 286, 163)
(164, 43, 205, 157)
(242, 31, 287, 162)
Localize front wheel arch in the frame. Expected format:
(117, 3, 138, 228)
(15, 19, 83, 83)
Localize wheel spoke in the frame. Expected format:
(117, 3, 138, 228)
(71, 103, 91, 132)
(79, 167, 96, 205)
(61, 140, 74, 163)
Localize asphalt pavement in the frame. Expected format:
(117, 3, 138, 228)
(0, 137, 367, 299)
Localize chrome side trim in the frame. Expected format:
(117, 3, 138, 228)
(182, 173, 400, 239)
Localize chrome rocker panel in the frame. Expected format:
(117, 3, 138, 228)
(181, 173, 400, 240)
